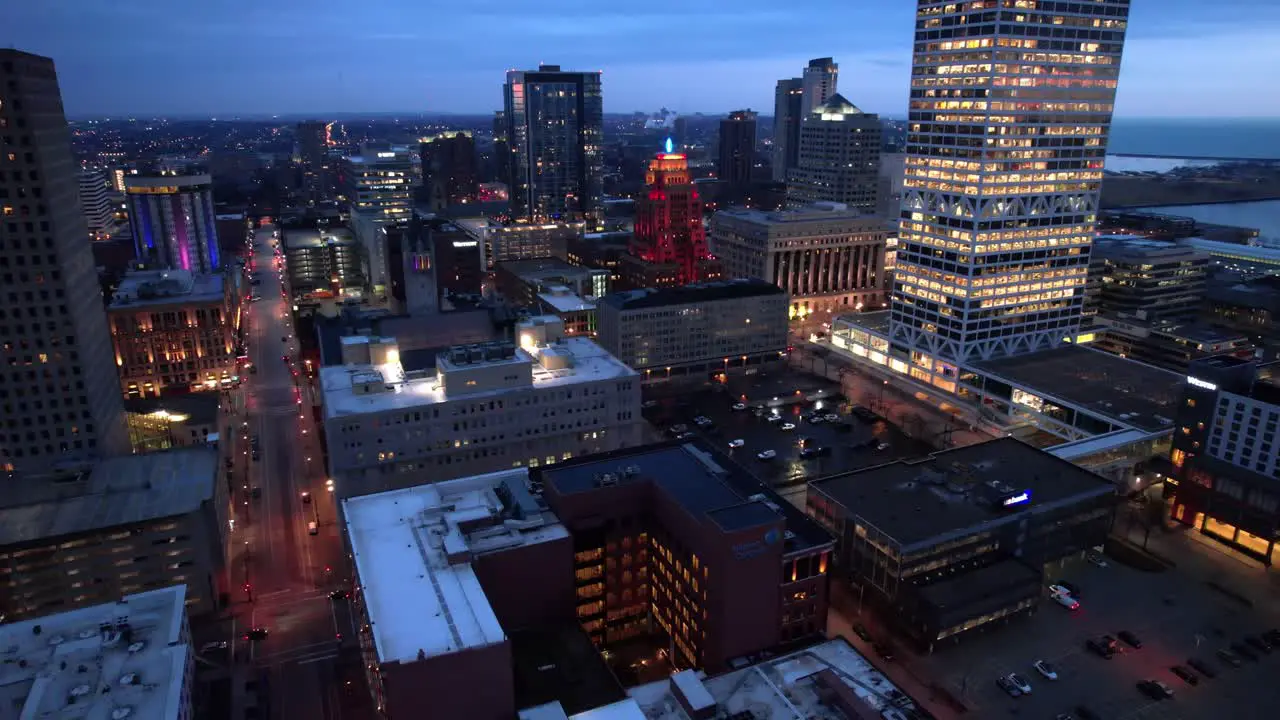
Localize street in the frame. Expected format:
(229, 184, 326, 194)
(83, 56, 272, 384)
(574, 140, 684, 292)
(222, 224, 369, 720)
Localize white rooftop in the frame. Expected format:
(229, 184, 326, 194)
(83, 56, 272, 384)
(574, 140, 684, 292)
(0, 585, 190, 720)
(538, 288, 596, 313)
(343, 469, 568, 665)
(624, 638, 922, 720)
(320, 336, 635, 419)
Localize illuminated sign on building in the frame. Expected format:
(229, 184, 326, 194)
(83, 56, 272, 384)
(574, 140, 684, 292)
(376, 152, 396, 158)
(1001, 491, 1031, 507)
(451, 241, 479, 248)
(1187, 376, 1218, 391)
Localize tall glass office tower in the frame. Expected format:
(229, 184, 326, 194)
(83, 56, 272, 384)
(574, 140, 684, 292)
(890, 0, 1130, 363)
(503, 65, 603, 225)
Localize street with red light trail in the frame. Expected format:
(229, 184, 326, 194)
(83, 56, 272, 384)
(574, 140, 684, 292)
(222, 224, 373, 720)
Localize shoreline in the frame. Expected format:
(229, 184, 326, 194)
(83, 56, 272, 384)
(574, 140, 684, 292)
(1107, 196, 1280, 210)
(1109, 153, 1280, 163)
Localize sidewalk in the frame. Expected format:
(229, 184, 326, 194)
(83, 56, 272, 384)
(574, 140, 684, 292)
(1129, 521, 1280, 619)
(827, 583, 968, 718)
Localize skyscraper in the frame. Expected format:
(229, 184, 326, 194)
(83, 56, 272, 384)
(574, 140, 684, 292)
(890, 0, 1130, 362)
(0, 50, 129, 476)
(771, 78, 803, 182)
(296, 120, 330, 203)
(785, 95, 882, 213)
(491, 110, 510, 187)
(717, 110, 757, 191)
(504, 65, 604, 224)
(125, 174, 221, 272)
(419, 131, 478, 211)
(632, 140, 711, 286)
(773, 58, 839, 183)
(801, 57, 839, 115)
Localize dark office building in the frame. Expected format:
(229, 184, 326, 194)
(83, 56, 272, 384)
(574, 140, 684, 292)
(504, 65, 604, 224)
(808, 438, 1116, 649)
(537, 440, 834, 672)
(419, 131, 478, 211)
(1169, 355, 1280, 565)
(0, 50, 130, 476)
(717, 110, 757, 192)
(297, 120, 330, 202)
(1088, 237, 1209, 322)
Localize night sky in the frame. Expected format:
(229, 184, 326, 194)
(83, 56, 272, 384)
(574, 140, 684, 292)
(9, 0, 1280, 118)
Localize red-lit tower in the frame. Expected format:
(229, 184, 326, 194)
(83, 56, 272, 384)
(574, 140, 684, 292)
(632, 139, 711, 285)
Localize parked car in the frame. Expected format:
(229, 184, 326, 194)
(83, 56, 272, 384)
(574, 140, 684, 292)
(780, 423, 797, 431)
(756, 450, 777, 461)
(1007, 673, 1032, 695)
(1033, 660, 1058, 680)
(1057, 580, 1081, 597)
(1170, 665, 1200, 686)
(731, 402, 747, 411)
(1086, 637, 1116, 659)
(1053, 593, 1080, 611)
(1216, 648, 1243, 667)
(728, 439, 745, 448)
(641, 400, 659, 409)
(876, 442, 891, 451)
(1086, 550, 1109, 567)
(766, 414, 784, 424)
(1048, 584, 1072, 597)
(995, 676, 1022, 698)
(823, 413, 840, 422)
(1136, 679, 1174, 700)
(1118, 630, 1143, 649)
(807, 415, 826, 424)
(1231, 642, 1259, 662)
(1187, 657, 1217, 678)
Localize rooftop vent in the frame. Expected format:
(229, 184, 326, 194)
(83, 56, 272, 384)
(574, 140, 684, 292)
(595, 473, 619, 488)
(118, 673, 140, 687)
(126, 641, 145, 654)
(112, 708, 134, 720)
(70, 684, 92, 698)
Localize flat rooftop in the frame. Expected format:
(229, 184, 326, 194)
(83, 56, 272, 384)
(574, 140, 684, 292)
(714, 202, 882, 228)
(342, 469, 569, 665)
(109, 269, 223, 309)
(600, 278, 783, 311)
(973, 344, 1185, 433)
(539, 441, 831, 555)
(0, 448, 219, 546)
(539, 290, 596, 313)
(616, 636, 923, 720)
(810, 437, 1116, 548)
(0, 585, 189, 719)
(835, 309, 893, 336)
(282, 227, 355, 250)
(320, 336, 635, 419)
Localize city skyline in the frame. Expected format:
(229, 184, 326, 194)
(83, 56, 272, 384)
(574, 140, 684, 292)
(9, 0, 1280, 118)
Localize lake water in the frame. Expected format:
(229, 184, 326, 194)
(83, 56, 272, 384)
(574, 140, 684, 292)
(1133, 200, 1280, 243)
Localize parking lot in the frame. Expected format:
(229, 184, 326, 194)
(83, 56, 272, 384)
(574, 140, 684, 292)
(642, 374, 934, 496)
(916, 553, 1280, 719)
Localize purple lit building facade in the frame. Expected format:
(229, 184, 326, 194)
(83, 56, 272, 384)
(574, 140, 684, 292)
(125, 174, 221, 272)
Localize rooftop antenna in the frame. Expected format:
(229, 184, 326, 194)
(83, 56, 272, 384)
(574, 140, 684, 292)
(664, 137, 674, 154)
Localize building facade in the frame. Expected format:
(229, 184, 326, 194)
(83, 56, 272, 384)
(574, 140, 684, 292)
(1087, 237, 1208, 322)
(125, 174, 221, 272)
(504, 65, 604, 224)
(801, 57, 839, 115)
(0, 50, 130, 477)
(0, 448, 227, 620)
(785, 95, 883, 213)
(79, 167, 116, 238)
(716, 110, 757, 191)
(455, 217, 581, 269)
(124, 394, 221, 453)
(890, 1, 1130, 362)
(808, 438, 1115, 648)
(419, 131, 478, 211)
(771, 78, 804, 182)
(108, 269, 239, 398)
(631, 146, 713, 287)
(297, 120, 331, 202)
(596, 279, 789, 383)
(282, 228, 366, 298)
(340, 146, 415, 225)
(711, 203, 887, 319)
(1169, 356, 1280, 565)
(320, 322, 643, 498)
(538, 440, 834, 671)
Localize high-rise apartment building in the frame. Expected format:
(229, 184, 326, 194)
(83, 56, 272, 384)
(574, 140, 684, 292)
(504, 65, 604, 224)
(419, 131, 478, 211)
(631, 143, 711, 286)
(0, 50, 129, 477)
(772, 58, 839, 183)
(801, 57, 839, 115)
(297, 120, 330, 202)
(717, 110, 757, 191)
(125, 174, 221, 272)
(771, 79, 803, 182)
(785, 95, 883, 212)
(78, 168, 115, 238)
(890, 1, 1130, 362)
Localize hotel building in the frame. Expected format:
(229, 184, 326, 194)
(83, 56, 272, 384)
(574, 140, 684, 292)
(108, 269, 240, 398)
